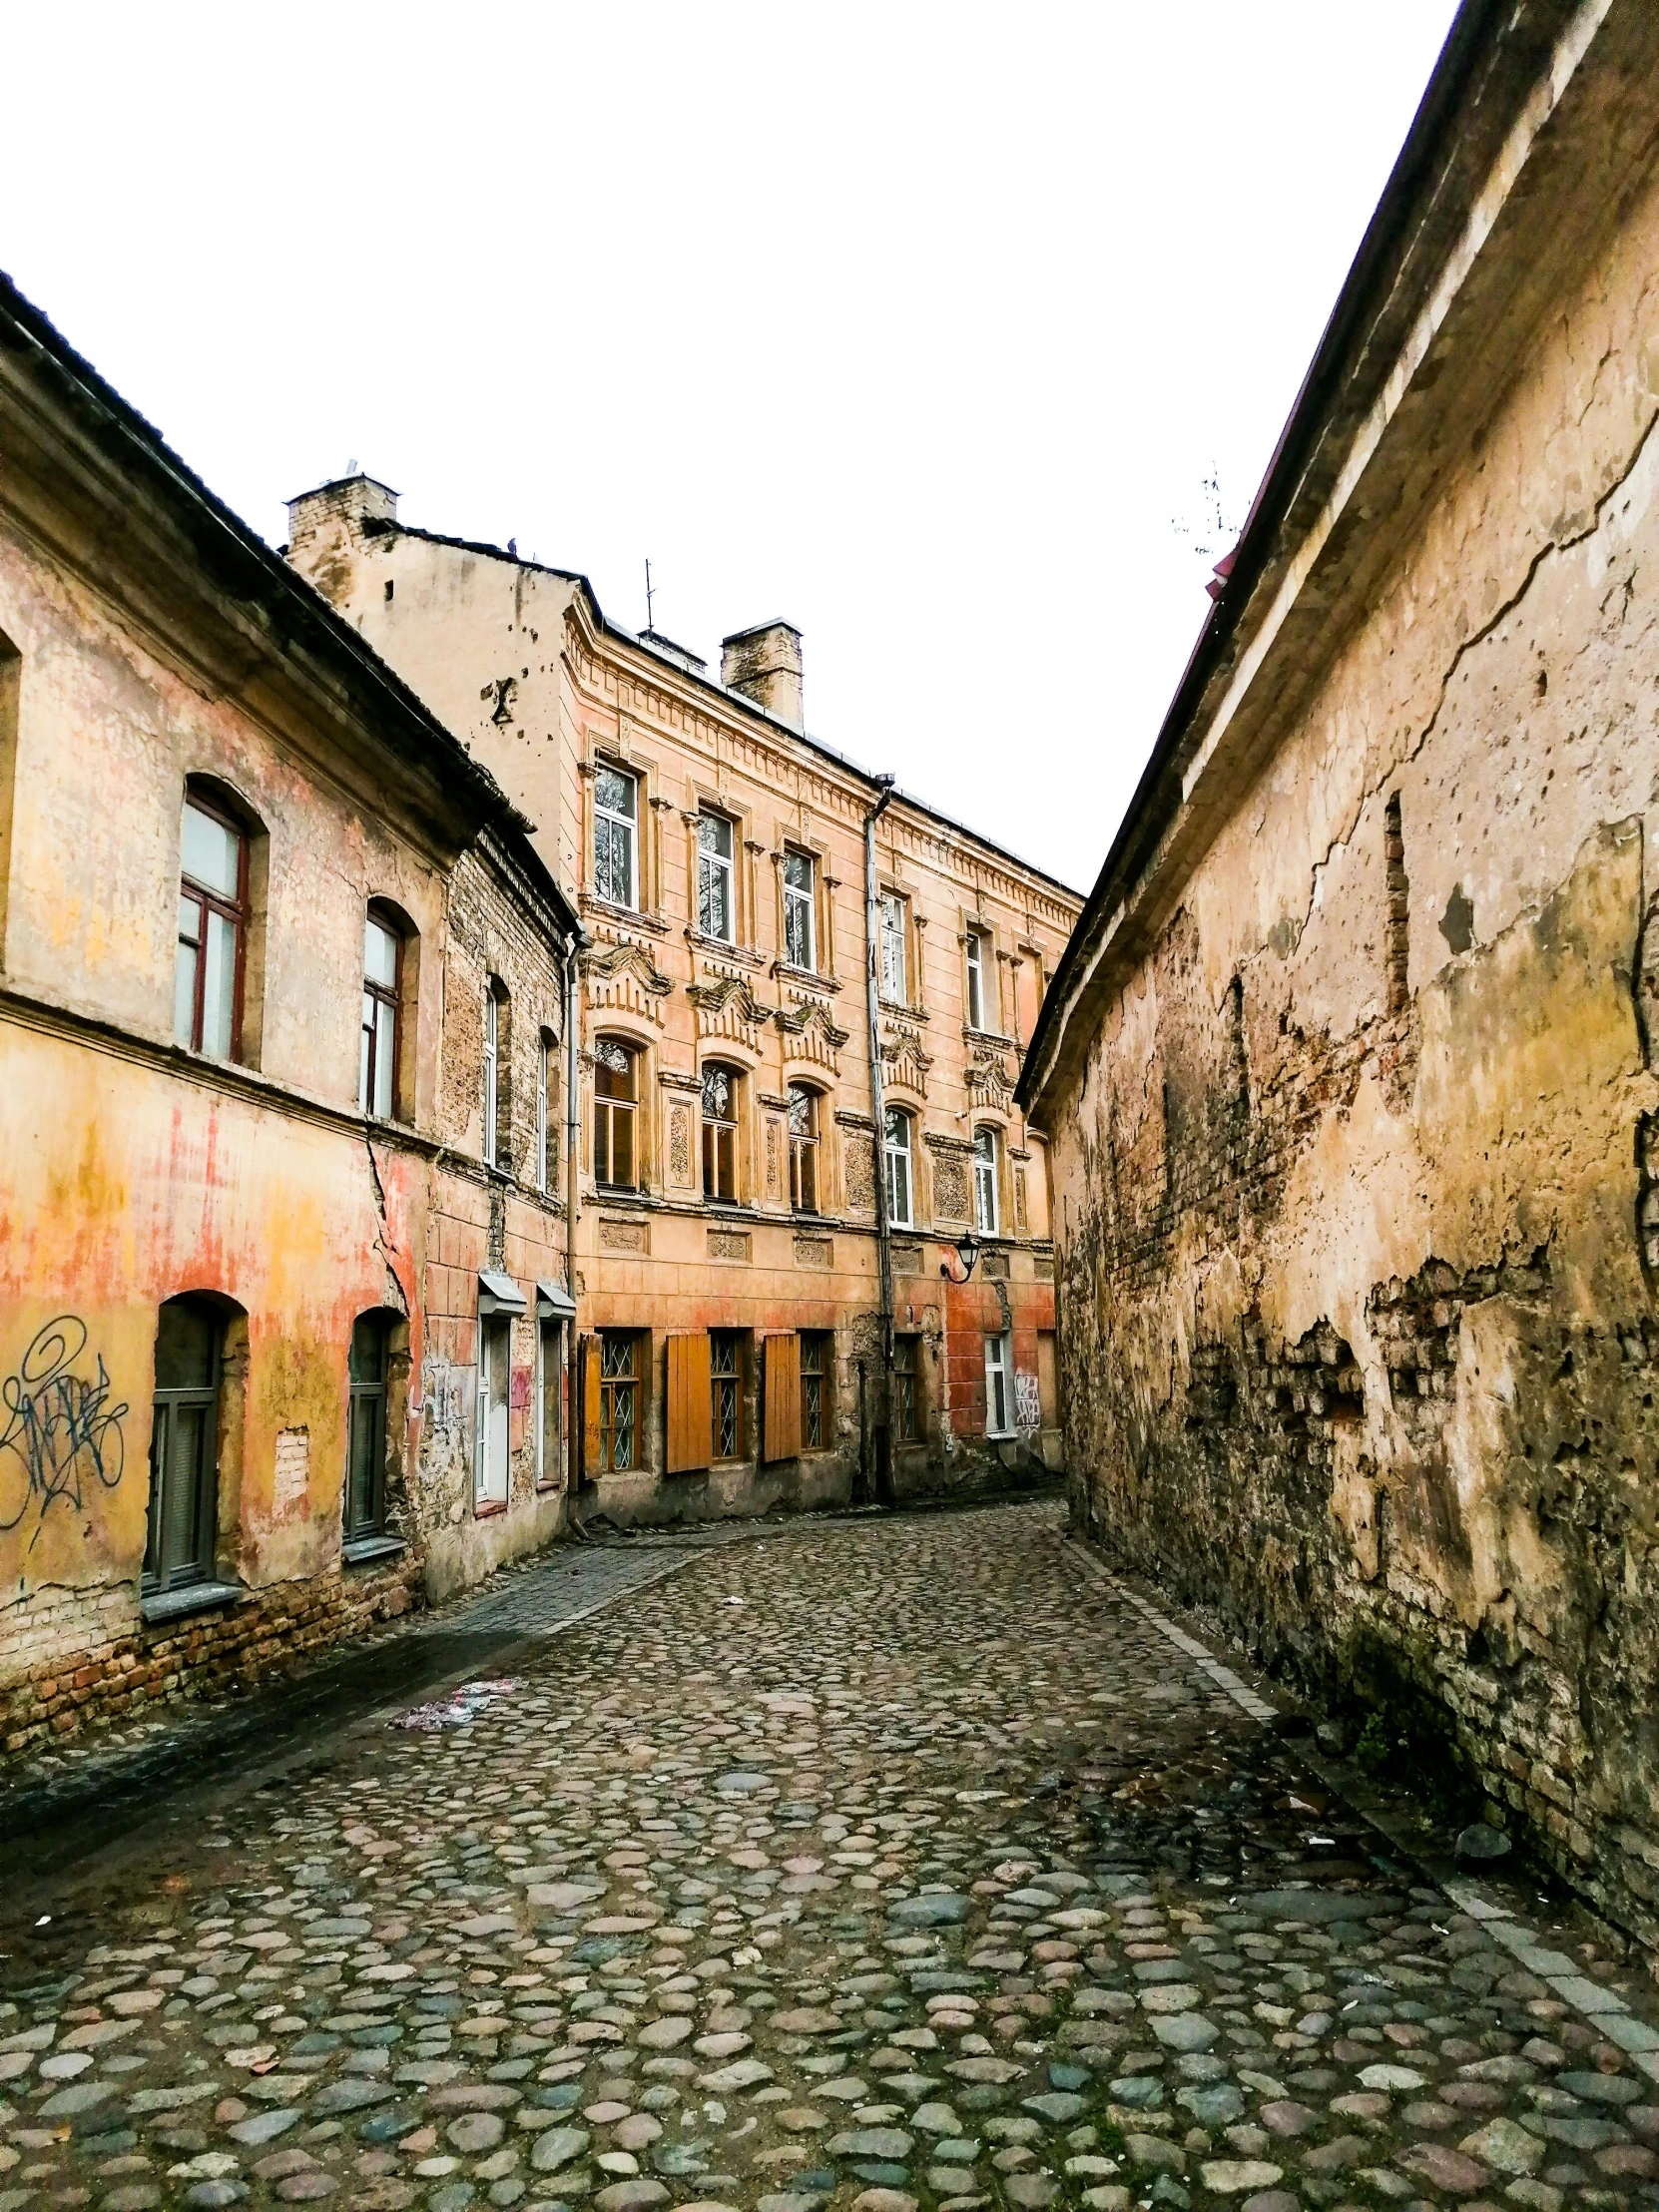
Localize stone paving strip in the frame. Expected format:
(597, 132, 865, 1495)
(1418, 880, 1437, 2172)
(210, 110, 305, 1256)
(5, 1496, 1659, 2212)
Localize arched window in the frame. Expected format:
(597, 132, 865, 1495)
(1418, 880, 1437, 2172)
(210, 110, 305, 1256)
(702, 1062, 740, 1200)
(344, 1312, 394, 1540)
(146, 1296, 225, 1593)
(360, 905, 403, 1119)
(594, 1038, 639, 1189)
(175, 788, 250, 1059)
(788, 1084, 821, 1214)
(973, 1125, 1000, 1235)
(883, 1107, 913, 1229)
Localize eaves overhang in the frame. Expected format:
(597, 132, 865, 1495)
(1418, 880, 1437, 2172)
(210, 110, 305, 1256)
(1017, 0, 1659, 1125)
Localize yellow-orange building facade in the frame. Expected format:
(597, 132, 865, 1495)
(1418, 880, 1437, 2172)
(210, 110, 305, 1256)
(289, 479, 1082, 1518)
(0, 282, 579, 1754)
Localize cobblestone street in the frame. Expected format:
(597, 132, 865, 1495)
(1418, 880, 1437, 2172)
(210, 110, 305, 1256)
(5, 1499, 1659, 2212)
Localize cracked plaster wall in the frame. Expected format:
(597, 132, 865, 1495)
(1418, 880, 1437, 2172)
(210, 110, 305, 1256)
(1047, 145, 1659, 1945)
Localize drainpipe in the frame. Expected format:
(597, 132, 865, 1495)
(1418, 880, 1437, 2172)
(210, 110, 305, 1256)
(564, 928, 587, 1494)
(862, 777, 896, 1509)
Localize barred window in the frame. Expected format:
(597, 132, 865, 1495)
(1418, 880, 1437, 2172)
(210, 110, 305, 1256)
(712, 1332, 743, 1457)
(892, 1333, 921, 1441)
(600, 1332, 641, 1471)
(801, 1332, 830, 1450)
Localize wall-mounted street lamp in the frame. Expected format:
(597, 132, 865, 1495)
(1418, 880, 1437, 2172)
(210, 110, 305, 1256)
(939, 1231, 981, 1284)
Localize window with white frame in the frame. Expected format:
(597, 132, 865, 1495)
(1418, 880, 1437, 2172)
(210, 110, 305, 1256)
(973, 1125, 999, 1235)
(966, 928, 988, 1031)
(476, 1314, 511, 1506)
(883, 1106, 913, 1228)
(360, 907, 402, 1118)
(984, 1331, 1013, 1436)
(784, 849, 816, 971)
(594, 765, 638, 907)
(698, 813, 736, 941)
(879, 891, 907, 1002)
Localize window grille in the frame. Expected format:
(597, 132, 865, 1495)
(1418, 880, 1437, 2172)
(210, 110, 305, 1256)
(801, 1332, 829, 1448)
(600, 1332, 640, 1470)
(892, 1334, 921, 1441)
(711, 1333, 742, 1457)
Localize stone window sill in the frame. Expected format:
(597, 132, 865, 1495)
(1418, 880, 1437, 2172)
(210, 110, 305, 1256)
(474, 1499, 508, 1520)
(140, 1580, 245, 1627)
(342, 1534, 407, 1569)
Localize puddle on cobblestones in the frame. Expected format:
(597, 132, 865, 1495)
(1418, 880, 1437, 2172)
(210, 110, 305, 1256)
(1, 1499, 1656, 2212)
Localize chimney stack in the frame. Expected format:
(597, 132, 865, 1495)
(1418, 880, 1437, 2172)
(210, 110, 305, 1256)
(285, 472, 398, 555)
(721, 621, 804, 732)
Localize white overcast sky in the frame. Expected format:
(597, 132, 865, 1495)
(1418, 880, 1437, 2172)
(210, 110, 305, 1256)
(2, 3, 1459, 894)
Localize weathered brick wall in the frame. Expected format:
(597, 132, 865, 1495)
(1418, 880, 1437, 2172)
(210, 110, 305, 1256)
(1044, 117, 1659, 1945)
(0, 1551, 419, 1756)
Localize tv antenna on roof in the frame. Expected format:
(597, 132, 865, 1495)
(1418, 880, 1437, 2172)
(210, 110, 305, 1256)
(644, 557, 656, 636)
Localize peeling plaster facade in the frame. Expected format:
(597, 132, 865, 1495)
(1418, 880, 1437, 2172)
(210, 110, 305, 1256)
(0, 282, 577, 1755)
(286, 488, 1081, 1520)
(1019, 0, 1659, 1944)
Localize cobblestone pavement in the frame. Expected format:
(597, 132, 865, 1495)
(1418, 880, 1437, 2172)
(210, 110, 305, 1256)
(1, 1524, 762, 1879)
(5, 1498, 1659, 2212)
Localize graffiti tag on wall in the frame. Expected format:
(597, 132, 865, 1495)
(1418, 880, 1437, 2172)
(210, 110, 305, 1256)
(0, 1318, 128, 1548)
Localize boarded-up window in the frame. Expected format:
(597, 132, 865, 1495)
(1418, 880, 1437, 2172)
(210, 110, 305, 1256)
(666, 1333, 713, 1474)
(763, 1334, 802, 1463)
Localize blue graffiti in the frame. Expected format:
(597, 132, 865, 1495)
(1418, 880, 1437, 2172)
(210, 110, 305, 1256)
(0, 1317, 127, 1548)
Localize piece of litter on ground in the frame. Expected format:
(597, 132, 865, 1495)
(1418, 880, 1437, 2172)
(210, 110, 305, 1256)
(391, 1676, 521, 1730)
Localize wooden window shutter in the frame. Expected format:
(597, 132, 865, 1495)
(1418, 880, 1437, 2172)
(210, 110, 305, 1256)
(763, 1334, 801, 1463)
(665, 1333, 713, 1474)
(580, 1335, 602, 1477)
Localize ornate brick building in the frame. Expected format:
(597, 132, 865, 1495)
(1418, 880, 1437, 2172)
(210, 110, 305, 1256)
(287, 485, 1081, 1518)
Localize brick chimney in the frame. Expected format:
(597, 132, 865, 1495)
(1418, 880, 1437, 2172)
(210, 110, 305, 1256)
(721, 621, 804, 732)
(285, 472, 398, 556)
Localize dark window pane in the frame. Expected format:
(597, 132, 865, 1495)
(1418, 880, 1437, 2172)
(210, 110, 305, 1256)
(154, 1300, 218, 1391)
(349, 1314, 387, 1383)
